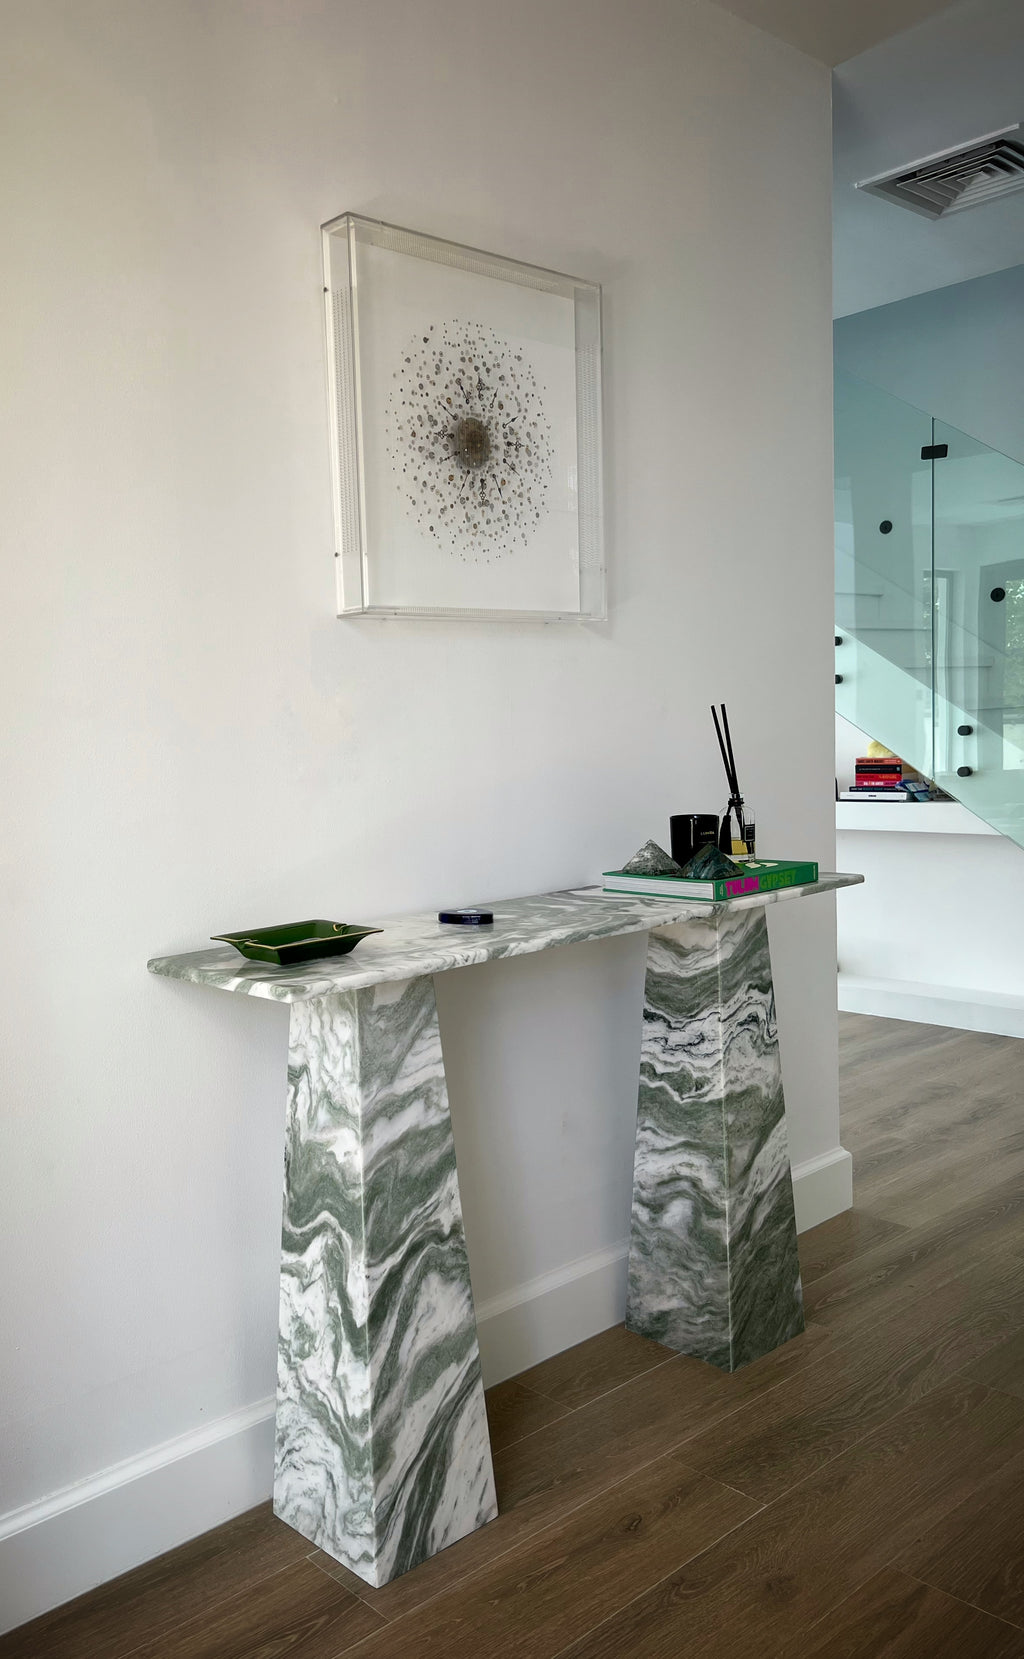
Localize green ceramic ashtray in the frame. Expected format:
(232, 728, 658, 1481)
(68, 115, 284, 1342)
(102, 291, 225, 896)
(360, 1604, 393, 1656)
(212, 920, 383, 965)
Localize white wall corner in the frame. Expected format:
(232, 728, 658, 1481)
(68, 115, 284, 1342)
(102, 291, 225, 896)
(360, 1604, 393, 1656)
(791, 1145, 853, 1234)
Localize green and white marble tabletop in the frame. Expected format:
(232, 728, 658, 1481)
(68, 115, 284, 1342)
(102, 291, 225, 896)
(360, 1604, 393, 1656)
(147, 874, 863, 1001)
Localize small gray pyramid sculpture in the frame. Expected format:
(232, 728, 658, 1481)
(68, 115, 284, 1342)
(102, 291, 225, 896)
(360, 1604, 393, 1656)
(680, 844, 742, 879)
(620, 840, 684, 876)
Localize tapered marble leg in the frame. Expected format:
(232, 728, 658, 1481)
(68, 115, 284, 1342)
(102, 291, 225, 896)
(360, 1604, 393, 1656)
(626, 907, 804, 1372)
(273, 975, 497, 1586)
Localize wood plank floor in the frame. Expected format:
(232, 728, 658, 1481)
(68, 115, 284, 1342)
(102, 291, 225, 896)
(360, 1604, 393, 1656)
(5, 1010, 1024, 1658)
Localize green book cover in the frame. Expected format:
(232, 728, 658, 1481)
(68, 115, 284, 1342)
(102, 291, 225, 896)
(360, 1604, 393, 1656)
(602, 860, 819, 902)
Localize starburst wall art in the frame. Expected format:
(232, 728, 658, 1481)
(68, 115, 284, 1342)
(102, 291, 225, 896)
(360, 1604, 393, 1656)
(322, 214, 604, 619)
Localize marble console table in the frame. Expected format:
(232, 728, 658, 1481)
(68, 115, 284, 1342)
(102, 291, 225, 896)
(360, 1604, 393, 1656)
(149, 873, 860, 1587)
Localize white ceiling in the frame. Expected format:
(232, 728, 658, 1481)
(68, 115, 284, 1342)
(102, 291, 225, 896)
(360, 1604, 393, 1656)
(711, 0, 960, 66)
(709, 0, 1024, 318)
(832, 0, 1024, 315)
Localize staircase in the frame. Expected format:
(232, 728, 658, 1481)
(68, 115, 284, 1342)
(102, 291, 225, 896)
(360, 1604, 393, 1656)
(835, 368, 1024, 847)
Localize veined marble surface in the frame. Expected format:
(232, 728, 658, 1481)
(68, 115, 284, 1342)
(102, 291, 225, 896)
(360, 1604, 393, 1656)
(626, 906, 804, 1371)
(275, 976, 496, 1585)
(152, 871, 858, 1578)
(148, 875, 862, 1001)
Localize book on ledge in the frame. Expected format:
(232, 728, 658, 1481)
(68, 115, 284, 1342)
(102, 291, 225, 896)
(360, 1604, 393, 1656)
(603, 860, 819, 903)
(839, 789, 913, 802)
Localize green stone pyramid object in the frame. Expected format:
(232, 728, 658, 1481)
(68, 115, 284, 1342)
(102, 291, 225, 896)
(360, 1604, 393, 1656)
(621, 840, 684, 876)
(680, 844, 743, 879)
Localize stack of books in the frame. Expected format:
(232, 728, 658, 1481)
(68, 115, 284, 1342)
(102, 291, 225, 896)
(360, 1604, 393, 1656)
(854, 755, 902, 789)
(840, 755, 909, 802)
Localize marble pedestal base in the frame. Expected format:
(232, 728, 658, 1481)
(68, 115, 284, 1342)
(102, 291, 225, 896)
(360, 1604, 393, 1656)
(274, 975, 497, 1586)
(626, 907, 804, 1371)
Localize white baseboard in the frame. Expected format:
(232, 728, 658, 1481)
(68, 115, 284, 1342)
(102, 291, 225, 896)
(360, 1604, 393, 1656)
(0, 1146, 851, 1636)
(839, 972, 1024, 1039)
(475, 1241, 630, 1388)
(0, 1405, 275, 1636)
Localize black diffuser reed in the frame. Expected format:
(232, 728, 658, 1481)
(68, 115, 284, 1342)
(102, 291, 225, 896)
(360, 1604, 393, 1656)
(711, 704, 753, 854)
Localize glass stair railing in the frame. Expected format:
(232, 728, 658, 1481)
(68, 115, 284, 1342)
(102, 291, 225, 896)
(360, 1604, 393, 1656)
(835, 368, 1024, 846)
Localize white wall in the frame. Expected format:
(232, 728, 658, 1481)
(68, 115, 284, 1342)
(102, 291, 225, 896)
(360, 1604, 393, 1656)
(833, 0, 1024, 317)
(837, 822, 1024, 991)
(837, 822, 1024, 1013)
(834, 264, 1024, 466)
(836, 712, 1024, 1027)
(0, 0, 835, 1625)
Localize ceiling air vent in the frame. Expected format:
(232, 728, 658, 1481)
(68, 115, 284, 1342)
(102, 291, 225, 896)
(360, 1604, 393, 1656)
(855, 124, 1024, 219)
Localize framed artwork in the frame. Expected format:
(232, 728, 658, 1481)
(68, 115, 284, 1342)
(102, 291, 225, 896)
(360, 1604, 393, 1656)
(322, 213, 604, 619)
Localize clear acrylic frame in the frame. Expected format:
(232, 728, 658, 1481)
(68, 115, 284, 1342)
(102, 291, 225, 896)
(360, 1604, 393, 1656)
(322, 213, 605, 620)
